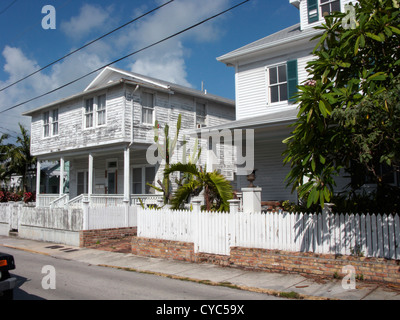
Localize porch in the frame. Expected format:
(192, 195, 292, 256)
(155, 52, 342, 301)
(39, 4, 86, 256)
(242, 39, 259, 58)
(34, 143, 164, 209)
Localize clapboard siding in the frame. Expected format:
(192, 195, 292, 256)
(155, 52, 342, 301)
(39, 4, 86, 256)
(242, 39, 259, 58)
(234, 125, 297, 202)
(30, 82, 235, 158)
(300, 0, 357, 31)
(235, 47, 314, 120)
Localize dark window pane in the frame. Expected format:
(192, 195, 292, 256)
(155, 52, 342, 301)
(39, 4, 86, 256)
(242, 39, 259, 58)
(331, 1, 341, 13)
(321, 4, 330, 16)
(278, 65, 287, 83)
(280, 83, 288, 101)
(270, 86, 279, 103)
(269, 68, 277, 85)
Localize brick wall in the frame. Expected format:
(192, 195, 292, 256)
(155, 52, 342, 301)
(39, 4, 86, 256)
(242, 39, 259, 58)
(131, 236, 400, 285)
(80, 227, 137, 248)
(230, 247, 400, 284)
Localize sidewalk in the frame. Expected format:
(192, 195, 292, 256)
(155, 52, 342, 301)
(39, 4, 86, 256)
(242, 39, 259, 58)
(1, 235, 399, 300)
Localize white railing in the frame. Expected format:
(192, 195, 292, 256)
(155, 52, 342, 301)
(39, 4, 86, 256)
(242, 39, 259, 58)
(137, 207, 400, 259)
(36, 194, 59, 207)
(49, 194, 69, 208)
(66, 194, 163, 208)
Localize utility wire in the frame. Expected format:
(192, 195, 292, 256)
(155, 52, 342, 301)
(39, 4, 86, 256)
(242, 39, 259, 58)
(0, 0, 249, 115)
(0, 0, 18, 16)
(0, 0, 175, 93)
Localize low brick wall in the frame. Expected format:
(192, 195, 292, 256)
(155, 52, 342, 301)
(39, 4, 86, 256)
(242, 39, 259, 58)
(131, 236, 400, 285)
(230, 247, 400, 284)
(80, 227, 137, 248)
(131, 237, 194, 262)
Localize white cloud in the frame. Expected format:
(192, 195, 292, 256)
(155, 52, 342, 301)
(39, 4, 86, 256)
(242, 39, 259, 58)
(60, 4, 114, 40)
(119, 0, 231, 86)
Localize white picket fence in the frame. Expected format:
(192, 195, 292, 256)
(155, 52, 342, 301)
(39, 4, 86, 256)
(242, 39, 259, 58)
(85, 205, 138, 230)
(137, 207, 400, 259)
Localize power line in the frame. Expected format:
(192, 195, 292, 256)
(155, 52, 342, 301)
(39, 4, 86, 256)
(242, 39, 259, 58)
(0, 0, 249, 115)
(0, 0, 175, 93)
(0, 0, 18, 16)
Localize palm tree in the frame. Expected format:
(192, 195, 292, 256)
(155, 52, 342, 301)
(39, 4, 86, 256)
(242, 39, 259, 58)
(164, 162, 233, 212)
(7, 124, 36, 192)
(0, 133, 11, 185)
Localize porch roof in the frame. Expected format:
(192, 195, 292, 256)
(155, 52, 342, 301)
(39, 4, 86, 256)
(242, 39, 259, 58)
(190, 108, 298, 134)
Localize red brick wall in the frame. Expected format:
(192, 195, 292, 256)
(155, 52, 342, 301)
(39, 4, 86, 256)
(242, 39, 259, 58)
(131, 236, 400, 285)
(80, 227, 137, 248)
(230, 247, 400, 284)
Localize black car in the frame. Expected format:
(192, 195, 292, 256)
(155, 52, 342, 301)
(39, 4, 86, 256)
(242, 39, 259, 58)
(0, 252, 16, 300)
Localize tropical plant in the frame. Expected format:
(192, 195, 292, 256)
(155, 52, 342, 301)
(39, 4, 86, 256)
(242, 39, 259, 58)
(164, 163, 233, 212)
(283, 0, 400, 209)
(5, 124, 36, 192)
(151, 114, 182, 204)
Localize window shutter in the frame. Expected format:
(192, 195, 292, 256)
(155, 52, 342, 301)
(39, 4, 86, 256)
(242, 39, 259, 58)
(287, 60, 298, 103)
(307, 0, 319, 23)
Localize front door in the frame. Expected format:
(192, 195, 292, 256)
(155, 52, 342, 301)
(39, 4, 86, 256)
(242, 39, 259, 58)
(107, 171, 117, 194)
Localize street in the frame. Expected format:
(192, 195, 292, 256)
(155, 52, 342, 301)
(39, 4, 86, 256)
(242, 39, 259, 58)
(1, 246, 285, 301)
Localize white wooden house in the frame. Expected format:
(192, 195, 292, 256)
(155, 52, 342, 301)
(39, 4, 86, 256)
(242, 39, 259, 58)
(213, 0, 356, 203)
(22, 66, 235, 207)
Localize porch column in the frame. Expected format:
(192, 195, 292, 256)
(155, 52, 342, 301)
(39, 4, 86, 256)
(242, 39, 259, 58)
(88, 153, 93, 201)
(124, 146, 130, 203)
(36, 160, 41, 208)
(59, 157, 64, 196)
(124, 147, 130, 227)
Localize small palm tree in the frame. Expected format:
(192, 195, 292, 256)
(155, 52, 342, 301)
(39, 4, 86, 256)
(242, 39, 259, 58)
(7, 124, 36, 192)
(164, 162, 233, 212)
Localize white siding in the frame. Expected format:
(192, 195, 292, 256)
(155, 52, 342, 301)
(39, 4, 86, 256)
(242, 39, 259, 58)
(235, 47, 314, 120)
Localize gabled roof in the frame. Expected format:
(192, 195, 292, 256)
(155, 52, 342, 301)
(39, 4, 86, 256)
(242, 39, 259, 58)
(23, 66, 234, 116)
(217, 23, 321, 65)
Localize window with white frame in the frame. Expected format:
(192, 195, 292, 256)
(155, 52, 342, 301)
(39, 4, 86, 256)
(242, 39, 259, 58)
(43, 108, 59, 137)
(196, 102, 206, 127)
(97, 94, 106, 126)
(43, 111, 50, 137)
(320, 0, 341, 17)
(85, 98, 94, 128)
(141, 92, 154, 125)
(52, 109, 59, 136)
(132, 166, 156, 194)
(268, 64, 288, 104)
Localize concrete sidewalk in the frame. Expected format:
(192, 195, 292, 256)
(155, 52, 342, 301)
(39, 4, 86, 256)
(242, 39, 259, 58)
(1, 235, 399, 300)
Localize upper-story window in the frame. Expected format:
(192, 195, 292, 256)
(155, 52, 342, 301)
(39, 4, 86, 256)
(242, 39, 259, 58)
(43, 108, 59, 138)
(321, 0, 341, 17)
(52, 109, 59, 135)
(196, 102, 206, 127)
(269, 64, 288, 104)
(84, 94, 106, 128)
(266, 60, 298, 105)
(85, 98, 94, 128)
(141, 92, 154, 125)
(308, 0, 341, 24)
(43, 111, 50, 137)
(97, 94, 106, 126)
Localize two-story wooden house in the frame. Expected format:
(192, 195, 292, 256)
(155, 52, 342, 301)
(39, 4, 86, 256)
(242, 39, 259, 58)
(22, 66, 235, 207)
(213, 0, 356, 203)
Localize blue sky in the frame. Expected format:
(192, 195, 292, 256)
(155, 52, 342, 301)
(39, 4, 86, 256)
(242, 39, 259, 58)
(0, 0, 299, 139)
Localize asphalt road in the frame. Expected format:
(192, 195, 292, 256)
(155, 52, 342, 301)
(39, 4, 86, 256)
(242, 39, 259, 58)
(1, 246, 285, 301)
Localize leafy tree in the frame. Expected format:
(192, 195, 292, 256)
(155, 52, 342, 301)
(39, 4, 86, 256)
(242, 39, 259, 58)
(164, 163, 233, 212)
(283, 0, 400, 209)
(0, 133, 12, 184)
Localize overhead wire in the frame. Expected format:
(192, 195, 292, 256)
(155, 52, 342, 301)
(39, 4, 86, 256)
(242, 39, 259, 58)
(0, 0, 250, 115)
(0, 0, 175, 93)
